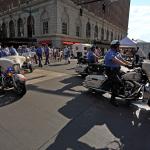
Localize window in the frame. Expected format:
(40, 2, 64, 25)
(111, 32, 113, 41)
(9, 20, 15, 38)
(106, 30, 109, 41)
(101, 28, 104, 40)
(118, 35, 120, 40)
(27, 15, 35, 37)
(17, 18, 24, 37)
(2, 23, 7, 38)
(76, 26, 80, 37)
(94, 25, 98, 39)
(86, 22, 91, 38)
(43, 21, 48, 34)
(62, 22, 68, 34)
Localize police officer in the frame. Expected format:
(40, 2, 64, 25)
(87, 46, 99, 64)
(9, 45, 18, 56)
(36, 45, 43, 67)
(104, 40, 131, 106)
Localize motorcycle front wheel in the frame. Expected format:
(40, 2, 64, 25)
(29, 64, 33, 73)
(15, 81, 26, 96)
(148, 99, 150, 106)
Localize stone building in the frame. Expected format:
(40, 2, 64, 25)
(0, 0, 131, 48)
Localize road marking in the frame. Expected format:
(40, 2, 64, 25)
(25, 69, 67, 85)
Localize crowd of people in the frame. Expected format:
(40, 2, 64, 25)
(0, 45, 18, 57)
(0, 44, 72, 67)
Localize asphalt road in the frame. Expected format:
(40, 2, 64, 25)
(0, 60, 150, 150)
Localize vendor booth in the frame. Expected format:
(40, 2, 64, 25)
(119, 37, 137, 60)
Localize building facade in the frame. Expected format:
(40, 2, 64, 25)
(0, 0, 131, 48)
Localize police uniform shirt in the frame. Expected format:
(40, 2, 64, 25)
(104, 49, 120, 69)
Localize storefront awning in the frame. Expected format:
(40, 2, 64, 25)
(63, 41, 80, 45)
(39, 40, 51, 45)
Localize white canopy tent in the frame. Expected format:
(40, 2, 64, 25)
(120, 37, 147, 58)
(120, 37, 137, 48)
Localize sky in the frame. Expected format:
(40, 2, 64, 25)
(128, 0, 150, 42)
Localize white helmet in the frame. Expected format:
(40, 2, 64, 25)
(110, 40, 120, 45)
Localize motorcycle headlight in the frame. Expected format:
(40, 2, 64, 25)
(145, 83, 150, 92)
(7, 72, 13, 77)
(13, 64, 20, 72)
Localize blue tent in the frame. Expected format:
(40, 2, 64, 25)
(120, 37, 137, 47)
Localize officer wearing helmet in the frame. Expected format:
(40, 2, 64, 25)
(104, 40, 131, 106)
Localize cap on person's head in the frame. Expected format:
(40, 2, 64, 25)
(110, 40, 120, 46)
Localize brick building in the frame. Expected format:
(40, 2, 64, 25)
(0, 0, 131, 48)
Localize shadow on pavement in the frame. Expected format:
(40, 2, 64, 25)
(66, 67, 75, 70)
(48, 63, 69, 67)
(27, 75, 46, 81)
(28, 76, 84, 97)
(46, 91, 150, 150)
(0, 90, 23, 107)
(27, 74, 150, 149)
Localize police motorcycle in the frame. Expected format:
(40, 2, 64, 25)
(21, 56, 33, 73)
(20, 51, 35, 73)
(75, 57, 89, 78)
(75, 57, 105, 78)
(0, 57, 27, 96)
(83, 60, 150, 105)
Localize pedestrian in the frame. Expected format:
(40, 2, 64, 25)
(64, 46, 69, 64)
(134, 47, 140, 64)
(9, 45, 18, 56)
(59, 49, 63, 62)
(95, 46, 101, 63)
(4, 46, 10, 56)
(0, 46, 4, 58)
(36, 45, 43, 67)
(44, 44, 50, 65)
(31, 46, 38, 64)
(67, 47, 71, 64)
(53, 48, 57, 61)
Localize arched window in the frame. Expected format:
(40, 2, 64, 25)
(61, 10, 69, 35)
(111, 31, 113, 41)
(27, 15, 35, 37)
(76, 26, 80, 37)
(106, 30, 109, 41)
(40, 10, 49, 35)
(9, 20, 15, 38)
(17, 18, 24, 37)
(2, 22, 7, 38)
(62, 22, 68, 35)
(101, 28, 104, 40)
(94, 25, 98, 39)
(118, 35, 120, 40)
(120, 35, 123, 40)
(75, 18, 81, 37)
(86, 22, 91, 38)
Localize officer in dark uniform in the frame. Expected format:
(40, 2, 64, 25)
(104, 40, 131, 106)
(36, 45, 43, 67)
